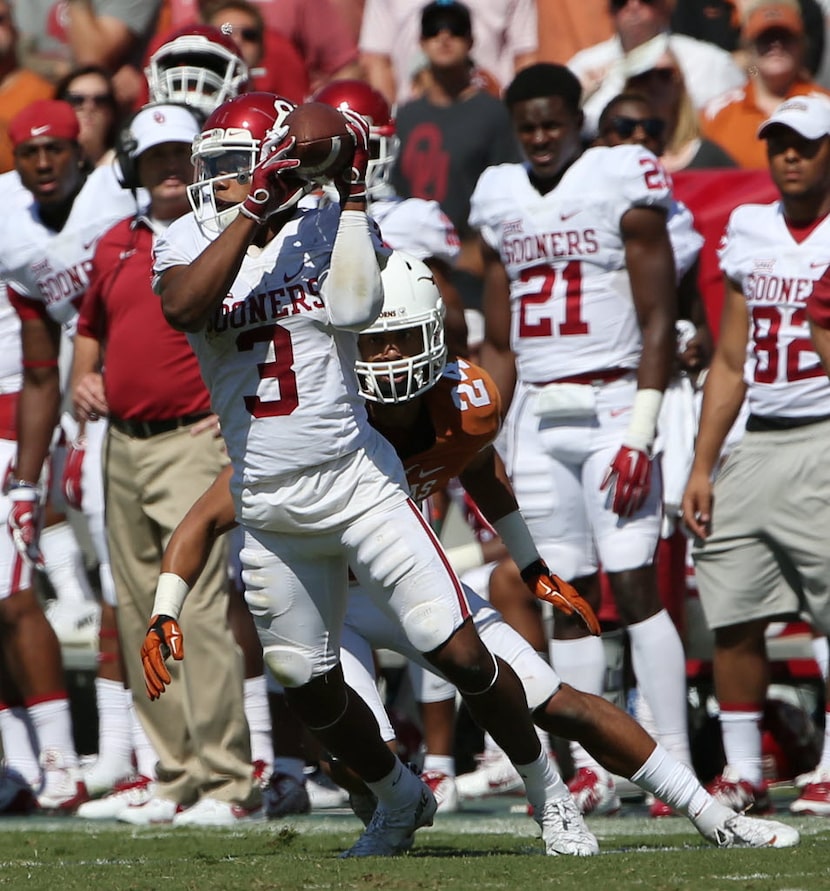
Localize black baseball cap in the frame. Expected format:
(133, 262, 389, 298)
(421, 0, 473, 38)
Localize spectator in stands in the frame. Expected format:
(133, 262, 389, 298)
(55, 65, 119, 168)
(621, 39, 738, 171)
(165, 0, 360, 92)
(536, 0, 614, 65)
(702, 0, 830, 169)
(568, 0, 746, 136)
(0, 1, 53, 173)
(61, 0, 164, 109)
(200, 0, 309, 102)
(391, 0, 522, 311)
(360, 0, 538, 106)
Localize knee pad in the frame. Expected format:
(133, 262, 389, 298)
(400, 599, 458, 654)
(262, 644, 314, 688)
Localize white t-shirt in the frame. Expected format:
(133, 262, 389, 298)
(718, 201, 830, 419)
(469, 144, 672, 383)
(568, 33, 746, 137)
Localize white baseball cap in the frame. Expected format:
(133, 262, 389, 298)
(757, 94, 830, 141)
(128, 103, 201, 158)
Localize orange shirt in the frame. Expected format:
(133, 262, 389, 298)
(372, 358, 501, 505)
(702, 78, 830, 170)
(537, 0, 613, 65)
(0, 69, 55, 173)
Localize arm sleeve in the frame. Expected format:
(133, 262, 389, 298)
(323, 211, 385, 331)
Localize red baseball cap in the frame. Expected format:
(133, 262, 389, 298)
(9, 100, 80, 148)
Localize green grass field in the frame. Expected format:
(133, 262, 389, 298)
(3, 796, 830, 891)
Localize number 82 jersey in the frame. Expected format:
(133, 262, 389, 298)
(469, 145, 672, 384)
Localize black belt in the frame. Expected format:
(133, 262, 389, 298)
(109, 412, 210, 439)
(746, 413, 830, 432)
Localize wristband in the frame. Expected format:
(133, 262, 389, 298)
(151, 573, 190, 621)
(491, 510, 539, 571)
(622, 388, 663, 453)
(445, 541, 485, 576)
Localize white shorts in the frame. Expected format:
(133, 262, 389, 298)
(240, 435, 471, 687)
(500, 376, 662, 578)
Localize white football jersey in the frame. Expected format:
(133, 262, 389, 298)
(0, 172, 29, 393)
(371, 197, 460, 266)
(669, 200, 703, 282)
(153, 203, 382, 485)
(719, 202, 830, 418)
(469, 145, 672, 383)
(0, 165, 137, 333)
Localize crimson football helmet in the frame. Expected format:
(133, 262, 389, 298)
(188, 92, 311, 232)
(146, 24, 250, 117)
(356, 251, 446, 404)
(312, 79, 399, 200)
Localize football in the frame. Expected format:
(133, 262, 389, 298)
(283, 101, 354, 181)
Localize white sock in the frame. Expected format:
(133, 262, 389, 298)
(243, 675, 273, 766)
(39, 523, 95, 604)
(516, 748, 568, 814)
(366, 758, 421, 810)
(0, 705, 41, 787)
(628, 610, 691, 765)
(549, 635, 606, 770)
(631, 743, 732, 835)
(719, 707, 764, 786)
(94, 678, 133, 769)
(129, 702, 158, 780)
(812, 636, 829, 681)
(28, 698, 78, 768)
(422, 754, 455, 777)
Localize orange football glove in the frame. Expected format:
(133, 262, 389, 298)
(141, 614, 184, 700)
(520, 559, 601, 636)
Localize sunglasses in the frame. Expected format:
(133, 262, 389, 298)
(422, 18, 470, 38)
(237, 26, 262, 42)
(65, 92, 114, 109)
(610, 0, 657, 11)
(604, 115, 665, 139)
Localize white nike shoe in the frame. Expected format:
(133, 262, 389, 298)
(537, 794, 600, 856)
(77, 775, 154, 820)
(82, 755, 136, 798)
(172, 797, 263, 826)
(455, 749, 523, 800)
(37, 748, 89, 814)
(117, 796, 182, 825)
(421, 770, 460, 813)
(340, 777, 436, 858)
(304, 767, 349, 809)
(707, 813, 800, 849)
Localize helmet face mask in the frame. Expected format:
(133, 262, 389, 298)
(311, 79, 400, 201)
(357, 252, 447, 404)
(147, 26, 250, 118)
(187, 92, 302, 233)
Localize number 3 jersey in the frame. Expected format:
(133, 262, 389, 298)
(718, 201, 830, 419)
(153, 203, 387, 485)
(469, 145, 672, 384)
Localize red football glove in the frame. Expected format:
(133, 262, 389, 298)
(520, 558, 601, 636)
(335, 107, 370, 204)
(61, 437, 85, 511)
(239, 132, 305, 224)
(141, 613, 184, 700)
(7, 486, 43, 569)
(601, 445, 653, 518)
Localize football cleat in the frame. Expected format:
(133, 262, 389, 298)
(82, 755, 136, 798)
(77, 775, 155, 820)
(706, 766, 773, 814)
(172, 796, 263, 826)
(455, 749, 524, 800)
(117, 796, 183, 825)
(537, 793, 600, 856)
(789, 767, 830, 816)
(567, 766, 621, 816)
(420, 769, 460, 813)
(707, 813, 800, 848)
(304, 766, 349, 809)
(339, 778, 436, 858)
(349, 788, 378, 827)
(263, 772, 311, 818)
(648, 795, 678, 818)
(37, 749, 89, 814)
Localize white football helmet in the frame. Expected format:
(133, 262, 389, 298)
(356, 252, 446, 404)
(188, 91, 305, 233)
(146, 24, 250, 118)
